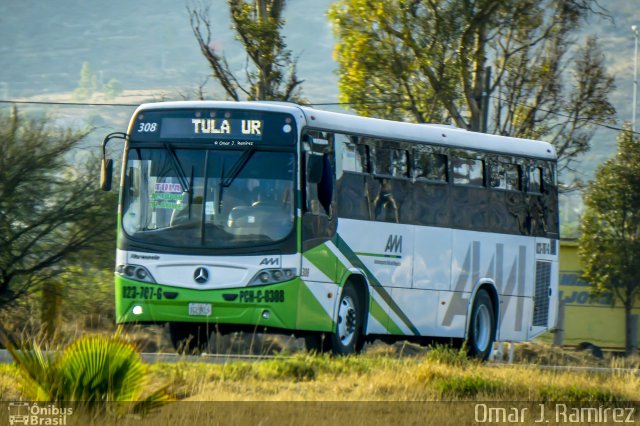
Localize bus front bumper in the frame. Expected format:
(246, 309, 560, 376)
(114, 275, 336, 333)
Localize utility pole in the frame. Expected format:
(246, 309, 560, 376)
(480, 66, 491, 133)
(632, 25, 638, 132)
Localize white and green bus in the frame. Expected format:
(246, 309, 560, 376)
(100, 101, 559, 359)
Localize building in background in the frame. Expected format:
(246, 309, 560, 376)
(556, 240, 639, 351)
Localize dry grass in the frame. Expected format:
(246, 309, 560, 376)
(0, 298, 637, 405)
(0, 364, 20, 400)
(498, 341, 640, 373)
(144, 348, 640, 402)
(0, 344, 637, 426)
(1, 334, 637, 403)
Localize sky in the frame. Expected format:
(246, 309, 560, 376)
(0, 0, 638, 184)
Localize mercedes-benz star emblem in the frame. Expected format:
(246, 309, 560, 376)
(193, 267, 209, 284)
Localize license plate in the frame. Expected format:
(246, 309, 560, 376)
(188, 303, 212, 316)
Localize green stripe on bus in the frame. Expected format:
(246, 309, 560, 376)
(322, 241, 351, 286)
(354, 252, 402, 259)
(302, 242, 405, 335)
(303, 241, 351, 286)
(303, 243, 337, 282)
(370, 296, 405, 336)
(297, 280, 335, 332)
(333, 234, 421, 336)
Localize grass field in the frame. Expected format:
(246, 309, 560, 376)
(1, 343, 638, 402)
(4, 348, 635, 400)
(152, 349, 639, 402)
(0, 343, 638, 425)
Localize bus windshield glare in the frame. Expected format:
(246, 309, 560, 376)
(122, 147, 295, 249)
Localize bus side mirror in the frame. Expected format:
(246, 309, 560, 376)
(306, 152, 324, 184)
(99, 132, 128, 192)
(101, 159, 113, 191)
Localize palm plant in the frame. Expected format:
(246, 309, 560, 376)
(1, 329, 171, 415)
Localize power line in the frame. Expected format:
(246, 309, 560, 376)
(0, 99, 139, 107)
(0, 98, 360, 108)
(1, 97, 637, 136)
(485, 95, 639, 136)
(311, 97, 639, 135)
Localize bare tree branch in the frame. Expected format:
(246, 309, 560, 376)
(188, 0, 303, 102)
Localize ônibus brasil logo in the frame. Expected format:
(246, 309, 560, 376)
(8, 402, 73, 425)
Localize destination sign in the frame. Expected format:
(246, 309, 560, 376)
(130, 108, 296, 146)
(161, 118, 264, 140)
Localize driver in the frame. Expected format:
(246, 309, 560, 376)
(251, 179, 277, 206)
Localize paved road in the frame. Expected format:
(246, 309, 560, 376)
(488, 362, 640, 375)
(0, 349, 638, 375)
(0, 349, 281, 364)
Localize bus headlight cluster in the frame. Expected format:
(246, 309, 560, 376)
(248, 268, 296, 286)
(116, 264, 156, 283)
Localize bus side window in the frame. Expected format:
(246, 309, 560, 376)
(304, 132, 334, 217)
(372, 146, 408, 178)
(490, 162, 521, 191)
(317, 154, 333, 214)
(336, 133, 359, 176)
(528, 166, 543, 194)
(356, 144, 368, 173)
(453, 156, 484, 186)
(506, 164, 521, 191)
(542, 163, 555, 191)
(489, 162, 503, 188)
(415, 150, 447, 182)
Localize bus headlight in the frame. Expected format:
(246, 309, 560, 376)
(135, 268, 148, 280)
(248, 268, 297, 286)
(259, 272, 270, 283)
(116, 264, 156, 283)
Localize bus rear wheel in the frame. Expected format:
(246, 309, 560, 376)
(329, 284, 363, 355)
(169, 322, 211, 354)
(466, 289, 496, 361)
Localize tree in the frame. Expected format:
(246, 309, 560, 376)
(103, 79, 123, 99)
(579, 127, 640, 355)
(0, 107, 117, 308)
(73, 62, 98, 101)
(188, 0, 304, 101)
(328, 0, 616, 181)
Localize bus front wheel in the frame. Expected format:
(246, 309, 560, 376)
(466, 289, 496, 361)
(329, 284, 363, 355)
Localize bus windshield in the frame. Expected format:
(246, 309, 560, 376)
(122, 147, 295, 249)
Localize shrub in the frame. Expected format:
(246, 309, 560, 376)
(425, 344, 470, 367)
(261, 358, 317, 381)
(4, 332, 171, 415)
(434, 375, 506, 398)
(539, 384, 622, 403)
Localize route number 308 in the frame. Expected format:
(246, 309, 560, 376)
(138, 122, 158, 132)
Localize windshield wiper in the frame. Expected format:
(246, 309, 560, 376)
(201, 150, 210, 245)
(216, 157, 225, 214)
(163, 143, 190, 193)
(221, 146, 256, 187)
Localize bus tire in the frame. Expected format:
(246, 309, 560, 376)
(169, 322, 211, 354)
(466, 289, 496, 361)
(329, 284, 363, 355)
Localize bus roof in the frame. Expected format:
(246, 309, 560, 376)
(135, 101, 557, 161)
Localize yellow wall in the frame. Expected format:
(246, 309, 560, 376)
(558, 240, 639, 350)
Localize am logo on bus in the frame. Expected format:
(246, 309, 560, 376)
(385, 235, 402, 254)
